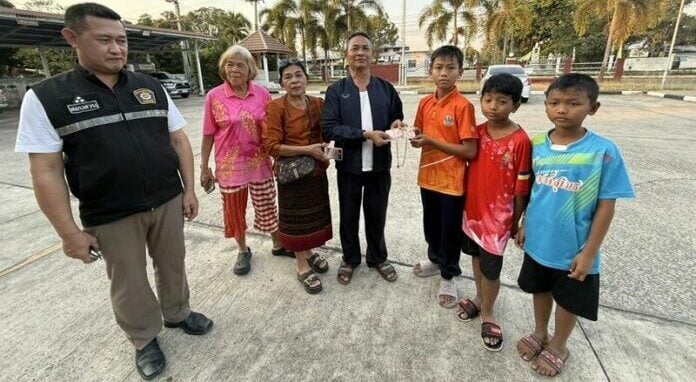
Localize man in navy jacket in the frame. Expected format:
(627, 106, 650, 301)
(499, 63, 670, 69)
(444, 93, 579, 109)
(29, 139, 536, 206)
(322, 32, 404, 285)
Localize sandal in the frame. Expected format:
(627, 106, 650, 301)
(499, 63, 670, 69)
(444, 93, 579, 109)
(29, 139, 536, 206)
(481, 321, 504, 352)
(413, 259, 440, 277)
(437, 279, 458, 308)
(516, 334, 546, 361)
(272, 247, 295, 258)
(297, 271, 322, 294)
(233, 247, 252, 275)
(337, 262, 354, 285)
(533, 346, 570, 377)
(307, 253, 329, 274)
(456, 298, 480, 322)
(375, 261, 398, 282)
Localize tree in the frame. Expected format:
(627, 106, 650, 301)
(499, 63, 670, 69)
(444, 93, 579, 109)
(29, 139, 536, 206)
(366, 13, 399, 62)
(246, 0, 264, 31)
(330, 0, 383, 32)
(520, 0, 606, 63)
(483, 0, 532, 63)
(574, 0, 669, 80)
(418, 0, 478, 51)
(632, 0, 696, 56)
(23, 0, 63, 12)
(0, 0, 17, 76)
(260, 0, 298, 51)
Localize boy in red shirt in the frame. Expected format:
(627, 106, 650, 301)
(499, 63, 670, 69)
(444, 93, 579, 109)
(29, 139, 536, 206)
(456, 74, 532, 351)
(410, 45, 477, 308)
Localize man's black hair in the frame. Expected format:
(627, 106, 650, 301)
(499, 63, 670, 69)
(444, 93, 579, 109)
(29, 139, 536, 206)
(430, 45, 464, 69)
(546, 73, 599, 103)
(278, 57, 308, 84)
(346, 32, 371, 47)
(482, 73, 523, 103)
(64, 2, 121, 33)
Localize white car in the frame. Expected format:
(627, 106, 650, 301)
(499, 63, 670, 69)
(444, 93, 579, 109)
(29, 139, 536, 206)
(481, 64, 532, 103)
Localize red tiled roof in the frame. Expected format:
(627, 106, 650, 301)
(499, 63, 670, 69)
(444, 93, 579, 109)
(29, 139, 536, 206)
(240, 30, 293, 54)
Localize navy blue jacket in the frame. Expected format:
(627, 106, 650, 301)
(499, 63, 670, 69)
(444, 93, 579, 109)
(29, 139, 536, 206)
(321, 76, 403, 175)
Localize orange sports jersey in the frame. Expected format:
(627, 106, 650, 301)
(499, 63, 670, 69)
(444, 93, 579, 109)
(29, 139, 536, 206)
(413, 89, 478, 196)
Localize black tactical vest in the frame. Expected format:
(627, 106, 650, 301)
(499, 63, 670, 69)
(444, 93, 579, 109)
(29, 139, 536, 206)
(31, 66, 183, 226)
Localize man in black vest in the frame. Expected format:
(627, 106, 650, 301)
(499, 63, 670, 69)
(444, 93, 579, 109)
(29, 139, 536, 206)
(14, 3, 211, 380)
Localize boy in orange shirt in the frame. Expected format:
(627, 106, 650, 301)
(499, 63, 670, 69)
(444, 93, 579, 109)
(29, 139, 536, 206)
(410, 45, 477, 308)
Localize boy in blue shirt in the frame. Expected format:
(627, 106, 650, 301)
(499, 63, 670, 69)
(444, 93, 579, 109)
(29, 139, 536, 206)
(515, 74, 634, 377)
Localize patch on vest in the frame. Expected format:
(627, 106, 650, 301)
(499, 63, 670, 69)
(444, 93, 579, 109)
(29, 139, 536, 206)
(443, 114, 454, 127)
(133, 88, 156, 105)
(67, 96, 100, 114)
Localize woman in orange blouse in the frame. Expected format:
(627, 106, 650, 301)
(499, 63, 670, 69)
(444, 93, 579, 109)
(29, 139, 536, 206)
(262, 59, 332, 294)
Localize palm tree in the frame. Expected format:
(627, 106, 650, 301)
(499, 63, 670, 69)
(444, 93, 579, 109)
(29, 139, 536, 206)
(330, 0, 383, 32)
(260, 0, 299, 51)
(418, 0, 479, 51)
(483, 0, 532, 63)
(223, 12, 253, 44)
(297, 0, 323, 66)
(245, 0, 264, 31)
(318, 3, 347, 82)
(574, 0, 668, 80)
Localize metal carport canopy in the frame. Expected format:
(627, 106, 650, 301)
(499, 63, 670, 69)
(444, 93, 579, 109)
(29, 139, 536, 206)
(0, 6, 215, 93)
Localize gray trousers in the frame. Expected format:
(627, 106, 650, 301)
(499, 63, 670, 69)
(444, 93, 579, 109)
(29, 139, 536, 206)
(85, 194, 191, 349)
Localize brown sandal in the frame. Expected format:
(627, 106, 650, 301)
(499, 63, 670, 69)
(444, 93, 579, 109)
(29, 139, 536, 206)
(517, 334, 546, 361)
(533, 346, 570, 376)
(337, 262, 354, 285)
(375, 261, 398, 282)
(456, 298, 480, 322)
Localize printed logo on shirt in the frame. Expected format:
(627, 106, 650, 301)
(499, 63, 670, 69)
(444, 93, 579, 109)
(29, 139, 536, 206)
(535, 170, 584, 193)
(66, 96, 100, 114)
(443, 114, 454, 127)
(341, 93, 350, 99)
(133, 88, 156, 105)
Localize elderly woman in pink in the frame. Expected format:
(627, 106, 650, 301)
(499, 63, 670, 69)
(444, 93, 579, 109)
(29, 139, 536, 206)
(200, 45, 293, 276)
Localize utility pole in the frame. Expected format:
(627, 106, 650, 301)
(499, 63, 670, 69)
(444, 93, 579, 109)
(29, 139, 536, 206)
(165, 0, 192, 83)
(401, 0, 406, 86)
(661, 0, 686, 89)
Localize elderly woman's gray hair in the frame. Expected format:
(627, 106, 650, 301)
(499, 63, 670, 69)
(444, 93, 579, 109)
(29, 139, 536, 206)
(218, 45, 258, 82)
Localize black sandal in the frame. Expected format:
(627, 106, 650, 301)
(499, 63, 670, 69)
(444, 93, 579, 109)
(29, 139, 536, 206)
(297, 271, 322, 294)
(272, 247, 295, 258)
(481, 321, 504, 352)
(375, 261, 398, 282)
(337, 262, 354, 285)
(307, 253, 329, 274)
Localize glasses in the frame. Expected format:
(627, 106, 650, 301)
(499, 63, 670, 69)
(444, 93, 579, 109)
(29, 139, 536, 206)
(279, 58, 301, 67)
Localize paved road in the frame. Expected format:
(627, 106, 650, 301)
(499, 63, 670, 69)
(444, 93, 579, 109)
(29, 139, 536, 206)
(0, 93, 694, 381)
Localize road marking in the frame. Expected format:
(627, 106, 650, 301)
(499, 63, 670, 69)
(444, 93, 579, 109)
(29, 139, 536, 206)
(0, 242, 61, 278)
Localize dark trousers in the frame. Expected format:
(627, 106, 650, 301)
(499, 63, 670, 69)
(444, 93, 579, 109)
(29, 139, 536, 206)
(421, 188, 464, 279)
(337, 170, 391, 267)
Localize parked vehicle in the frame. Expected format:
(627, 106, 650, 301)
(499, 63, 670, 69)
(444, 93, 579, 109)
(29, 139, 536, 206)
(481, 64, 532, 103)
(147, 71, 191, 98)
(0, 88, 8, 111)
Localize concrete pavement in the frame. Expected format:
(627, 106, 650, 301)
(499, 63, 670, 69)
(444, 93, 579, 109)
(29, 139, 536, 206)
(1, 93, 695, 381)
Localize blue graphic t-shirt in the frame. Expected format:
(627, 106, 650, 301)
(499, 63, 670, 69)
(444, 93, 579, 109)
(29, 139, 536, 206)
(524, 129, 635, 274)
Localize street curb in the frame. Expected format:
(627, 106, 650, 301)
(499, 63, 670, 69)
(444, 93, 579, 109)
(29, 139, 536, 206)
(646, 91, 696, 102)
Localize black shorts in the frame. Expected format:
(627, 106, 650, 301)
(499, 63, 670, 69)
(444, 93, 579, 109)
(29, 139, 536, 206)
(461, 234, 503, 281)
(517, 253, 600, 321)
